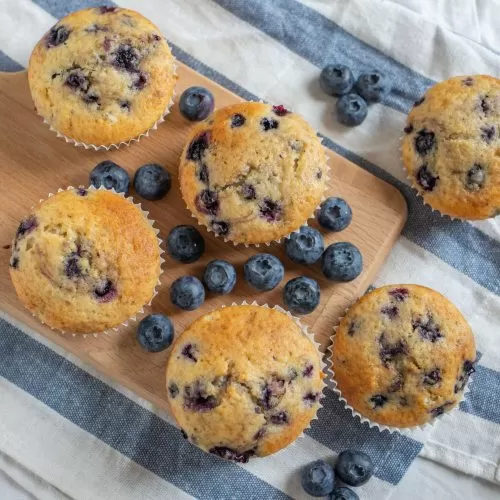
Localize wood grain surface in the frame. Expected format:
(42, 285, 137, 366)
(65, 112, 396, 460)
(0, 66, 407, 413)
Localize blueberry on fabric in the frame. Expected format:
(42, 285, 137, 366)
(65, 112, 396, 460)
(285, 226, 324, 265)
(416, 165, 438, 192)
(336, 93, 368, 127)
(322, 242, 363, 282)
(94, 279, 117, 303)
(335, 450, 374, 487)
(167, 225, 205, 263)
(203, 259, 237, 294)
(89, 160, 130, 194)
(329, 487, 359, 500)
(179, 86, 215, 121)
(319, 64, 354, 96)
(231, 113, 246, 127)
(317, 197, 353, 232)
(196, 189, 219, 215)
(211, 220, 230, 237)
(301, 460, 335, 497)
(181, 343, 198, 362)
(136, 314, 174, 353)
(354, 71, 390, 102)
(465, 164, 485, 191)
(260, 117, 279, 131)
(184, 381, 218, 412)
(259, 198, 282, 222)
(244, 253, 284, 291)
(16, 215, 38, 239)
(412, 313, 443, 342)
(133, 164, 171, 200)
(46, 25, 70, 48)
(283, 277, 321, 315)
(209, 447, 255, 463)
(423, 369, 441, 386)
(170, 276, 205, 310)
(369, 394, 387, 409)
(112, 44, 140, 71)
(186, 131, 210, 162)
(415, 129, 435, 156)
(272, 104, 290, 116)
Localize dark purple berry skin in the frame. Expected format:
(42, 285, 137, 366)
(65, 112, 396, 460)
(198, 164, 209, 183)
(65, 70, 89, 92)
(231, 113, 246, 127)
(94, 280, 117, 303)
(187, 131, 210, 162)
(388, 287, 409, 301)
(99, 6, 118, 13)
(480, 125, 495, 143)
(195, 189, 219, 216)
(258, 376, 286, 410)
(412, 313, 443, 342)
(430, 401, 453, 418)
(415, 129, 435, 156)
(260, 117, 279, 131)
(462, 77, 474, 86)
(454, 360, 475, 393)
(184, 381, 218, 412)
(112, 44, 140, 71)
(241, 184, 256, 200)
(423, 369, 441, 386)
(16, 216, 38, 240)
(209, 446, 255, 463)
(414, 97, 425, 106)
(379, 333, 408, 367)
(404, 124, 414, 134)
(211, 220, 230, 237)
(416, 165, 438, 192)
(303, 364, 314, 377)
(480, 96, 493, 115)
(259, 198, 282, 222)
(303, 392, 320, 406)
(168, 383, 179, 398)
(269, 411, 289, 425)
(181, 343, 198, 362)
(46, 25, 70, 48)
(369, 394, 387, 409)
(381, 305, 399, 319)
(179, 86, 215, 122)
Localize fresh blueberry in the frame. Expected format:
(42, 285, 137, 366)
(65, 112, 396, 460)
(320, 64, 354, 96)
(203, 259, 237, 294)
(301, 460, 335, 497)
(90, 160, 130, 194)
(170, 276, 205, 310)
(283, 277, 320, 315)
(167, 225, 205, 263)
(335, 450, 374, 487)
(244, 253, 284, 291)
(336, 93, 368, 127)
(133, 164, 171, 200)
(354, 71, 390, 103)
(317, 197, 352, 232)
(136, 314, 174, 353)
(285, 226, 324, 265)
(329, 487, 359, 500)
(322, 242, 363, 282)
(179, 86, 215, 121)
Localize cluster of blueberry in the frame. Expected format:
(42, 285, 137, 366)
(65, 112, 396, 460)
(302, 450, 374, 499)
(89, 160, 171, 200)
(319, 65, 391, 126)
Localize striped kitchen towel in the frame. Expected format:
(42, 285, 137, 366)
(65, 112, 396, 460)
(0, 0, 499, 499)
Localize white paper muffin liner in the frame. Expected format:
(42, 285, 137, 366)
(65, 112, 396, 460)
(38, 61, 177, 151)
(327, 299, 474, 435)
(15, 185, 164, 338)
(172, 301, 327, 460)
(184, 127, 331, 248)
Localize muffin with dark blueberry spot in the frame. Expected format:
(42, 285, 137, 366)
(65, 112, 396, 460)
(331, 284, 476, 428)
(179, 102, 328, 245)
(166, 305, 324, 461)
(28, 7, 176, 147)
(9, 188, 161, 333)
(402, 75, 500, 219)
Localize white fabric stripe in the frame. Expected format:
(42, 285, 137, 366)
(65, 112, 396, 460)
(298, 0, 500, 81)
(0, 379, 195, 500)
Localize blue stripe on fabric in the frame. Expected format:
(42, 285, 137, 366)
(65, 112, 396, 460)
(212, 0, 434, 113)
(0, 319, 290, 500)
(460, 364, 500, 424)
(0, 50, 23, 72)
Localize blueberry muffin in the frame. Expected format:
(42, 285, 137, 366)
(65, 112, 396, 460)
(28, 7, 176, 147)
(332, 285, 476, 428)
(179, 102, 328, 245)
(166, 305, 324, 461)
(9, 188, 161, 333)
(402, 75, 500, 219)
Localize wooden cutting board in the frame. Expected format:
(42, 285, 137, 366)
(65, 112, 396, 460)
(0, 66, 407, 412)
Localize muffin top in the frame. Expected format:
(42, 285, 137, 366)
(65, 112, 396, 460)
(402, 75, 500, 219)
(332, 285, 476, 428)
(166, 305, 324, 461)
(9, 188, 161, 333)
(28, 7, 176, 146)
(179, 102, 328, 245)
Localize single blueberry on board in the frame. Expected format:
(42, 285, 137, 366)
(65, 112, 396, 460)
(329, 487, 359, 500)
(354, 71, 391, 102)
(89, 160, 130, 194)
(283, 276, 321, 315)
(285, 226, 324, 265)
(179, 86, 215, 121)
(203, 259, 237, 294)
(301, 460, 335, 497)
(317, 197, 353, 232)
(335, 450, 374, 487)
(322, 242, 363, 282)
(336, 93, 368, 127)
(136, 314, 174, 353)
(170, 276, 205, 310)
(244, 253, 284, 291)
(319, 64, 354, 96)
(167, 225, 205, 263)
(133, 164, 171, 200)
